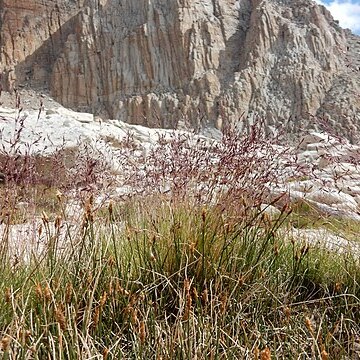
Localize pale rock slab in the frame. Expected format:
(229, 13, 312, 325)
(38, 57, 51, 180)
(306, 188, 358, 210)
(290, 228, 360, 256)
(260, 204, 282, 218)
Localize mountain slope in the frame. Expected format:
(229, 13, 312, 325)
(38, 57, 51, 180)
(0, 0, 359, 136)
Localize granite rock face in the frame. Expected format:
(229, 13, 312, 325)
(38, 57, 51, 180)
(0, 0, 81, 90)
(1, 0, 360, 135)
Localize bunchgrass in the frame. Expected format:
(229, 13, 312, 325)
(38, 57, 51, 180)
(0, 193, 359, 359)
(0, 111, 359, 358)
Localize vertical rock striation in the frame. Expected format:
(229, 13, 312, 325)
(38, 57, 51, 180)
(0, 0, 359, 135)
(0, 0, 81, 90)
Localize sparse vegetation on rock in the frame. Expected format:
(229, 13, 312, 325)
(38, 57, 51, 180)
(0, 104, 359, 359)
(0, 0, 360, 357)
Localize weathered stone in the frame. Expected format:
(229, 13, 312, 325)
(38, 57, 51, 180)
(290, 228, 360, 256)
(0, 0, 359, 135)
(260, 204, 282, 218)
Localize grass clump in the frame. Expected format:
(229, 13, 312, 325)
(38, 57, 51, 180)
(0, 116, 359, 358)
(0, 194, 359, 359)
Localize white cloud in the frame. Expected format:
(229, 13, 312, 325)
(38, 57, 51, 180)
(314, 0, 360, 33)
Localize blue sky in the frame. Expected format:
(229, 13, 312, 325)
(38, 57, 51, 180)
(314, 0, 360, 34)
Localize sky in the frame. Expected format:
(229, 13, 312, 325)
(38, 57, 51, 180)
(314, 0, 360, 34)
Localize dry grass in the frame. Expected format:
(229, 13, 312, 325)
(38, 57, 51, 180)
(0, 114, 359, 359)
(0, 195, 359, 359)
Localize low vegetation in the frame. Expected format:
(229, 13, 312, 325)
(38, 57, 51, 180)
(0, 115, 359, 359)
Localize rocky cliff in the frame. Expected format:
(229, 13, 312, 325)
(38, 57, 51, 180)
(1, 0, 359, 136)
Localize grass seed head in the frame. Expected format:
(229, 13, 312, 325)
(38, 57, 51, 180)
(260, 347, 271, 360)
(130, 307, 138, 324)
(18, 329, 31, 343)
(201, 289, 208, 305)
(1, 336, 11, 351)
(93, 306, 100, 329)
(220, 293, 227, 315)
(65, 283, 72, 304)
(84, 195, 94, 221)
(5, 287, 11, 303)
(44, 284, 51, 302)
(284, 306, 291, 321)
(273, 244, 279, 256)
(188, 241, 196, 254)
(184, 279, 190, 294)
(202, 208, 206, 222)
(321, 348, 329, 360)
(108, 281, 114, 296)
(103, 347, 109, 360)
(55, 304, 66, 331)
(55, 215, 62, 229)
(107, 255, 115, 268)
(139, 320, 146, 344)
(305, 316, 315, 335)
(100, 291, 107, 308)
(254, 347, 259, 360)
(192, 287, 198, 301)
(186, 293, 192, 311)
(35, 283, 42, 299)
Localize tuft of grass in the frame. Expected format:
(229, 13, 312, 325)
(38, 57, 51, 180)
(0, 194, 359, 359)
(0, 106, 359, 358)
